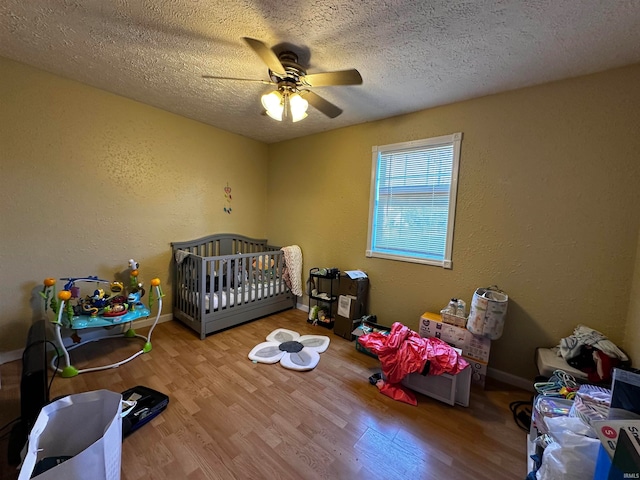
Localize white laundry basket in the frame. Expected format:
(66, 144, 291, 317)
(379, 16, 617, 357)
(466, 286, 508, 340)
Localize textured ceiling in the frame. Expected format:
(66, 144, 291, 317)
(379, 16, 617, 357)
(2, 1, 640, 144)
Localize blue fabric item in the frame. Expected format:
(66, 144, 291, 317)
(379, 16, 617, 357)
(526, 453, 542, 480)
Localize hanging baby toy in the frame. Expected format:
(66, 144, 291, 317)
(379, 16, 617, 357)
(223, 183, 232, 214)
(129, 259, 141, 288)
(127, 259, 145, 312)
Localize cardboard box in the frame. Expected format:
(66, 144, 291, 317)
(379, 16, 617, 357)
(333, 315, 360, 340)
(441, 311, 467, 328)
(611, 428, 640, 478)
(334, 294, 364, 339)
(337, 295, 358, 319)
(593, 420, 640, 460)
(593, 430, 640, 480)
(338, 275, 368, 318)
(418, 312, 491, 364)
(592, 369, 640, 479)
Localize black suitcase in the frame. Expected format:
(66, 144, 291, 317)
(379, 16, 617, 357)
(121, 385, 169, 438)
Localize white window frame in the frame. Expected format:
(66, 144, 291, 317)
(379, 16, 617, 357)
(366, 132, 462, 269)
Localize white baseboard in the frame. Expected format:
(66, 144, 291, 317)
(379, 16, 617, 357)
(0, 348, 22, 365)
(129, 313, 173, 330)
(487, 367, 534, 392)
(0, 314, 173, 366)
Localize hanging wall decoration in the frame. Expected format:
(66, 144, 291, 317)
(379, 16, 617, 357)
(223, 183, 232, 214)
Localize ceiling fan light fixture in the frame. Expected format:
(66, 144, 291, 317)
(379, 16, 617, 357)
(289, 93, 308, 122)
(261, 89, 308, 123)
(261, 90, 284, 121)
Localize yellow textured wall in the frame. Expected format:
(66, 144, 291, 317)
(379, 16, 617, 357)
(2, 54, 639, 382)
(0, 56, 268, 352)
(626, 234, 640, 367)
(268, 64, 640, 380)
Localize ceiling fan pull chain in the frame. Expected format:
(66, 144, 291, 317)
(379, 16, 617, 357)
(283, 92, 290, 122)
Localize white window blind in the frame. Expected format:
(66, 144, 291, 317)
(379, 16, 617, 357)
(367, 133, 462, 268)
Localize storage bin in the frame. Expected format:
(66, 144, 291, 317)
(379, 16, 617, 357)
(402, 365, 472, 407)
(352, 318, 390, 358)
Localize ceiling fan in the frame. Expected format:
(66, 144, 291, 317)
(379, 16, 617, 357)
(202, 37, 363, 122)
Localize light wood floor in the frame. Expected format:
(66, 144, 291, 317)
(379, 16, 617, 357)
(1, 309, 530, 479)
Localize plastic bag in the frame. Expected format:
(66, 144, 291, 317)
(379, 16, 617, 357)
(536, 416, 600, 480)
(19, 390, 122, 480)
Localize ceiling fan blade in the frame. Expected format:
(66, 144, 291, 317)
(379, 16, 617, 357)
(202, 75, 275, 85)
(302, 69, 363, 87)
(302, 91, 343, 118)
(242, 37, 286, 77)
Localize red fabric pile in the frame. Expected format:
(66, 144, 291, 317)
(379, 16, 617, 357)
(358, 322, 469, 405)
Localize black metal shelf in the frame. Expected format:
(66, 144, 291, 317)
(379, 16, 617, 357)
(308, 267, 339, 328)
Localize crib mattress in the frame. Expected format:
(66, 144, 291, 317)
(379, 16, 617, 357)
(535, 347, 589, 381)
(183, 282, 285, 311)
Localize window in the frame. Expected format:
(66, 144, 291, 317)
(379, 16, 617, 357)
(367, 132, 462, 268)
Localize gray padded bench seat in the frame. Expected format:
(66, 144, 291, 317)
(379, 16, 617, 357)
(535, 347, 589, 381)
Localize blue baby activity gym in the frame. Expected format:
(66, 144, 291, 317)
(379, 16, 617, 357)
(41, 259, 164, 377)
